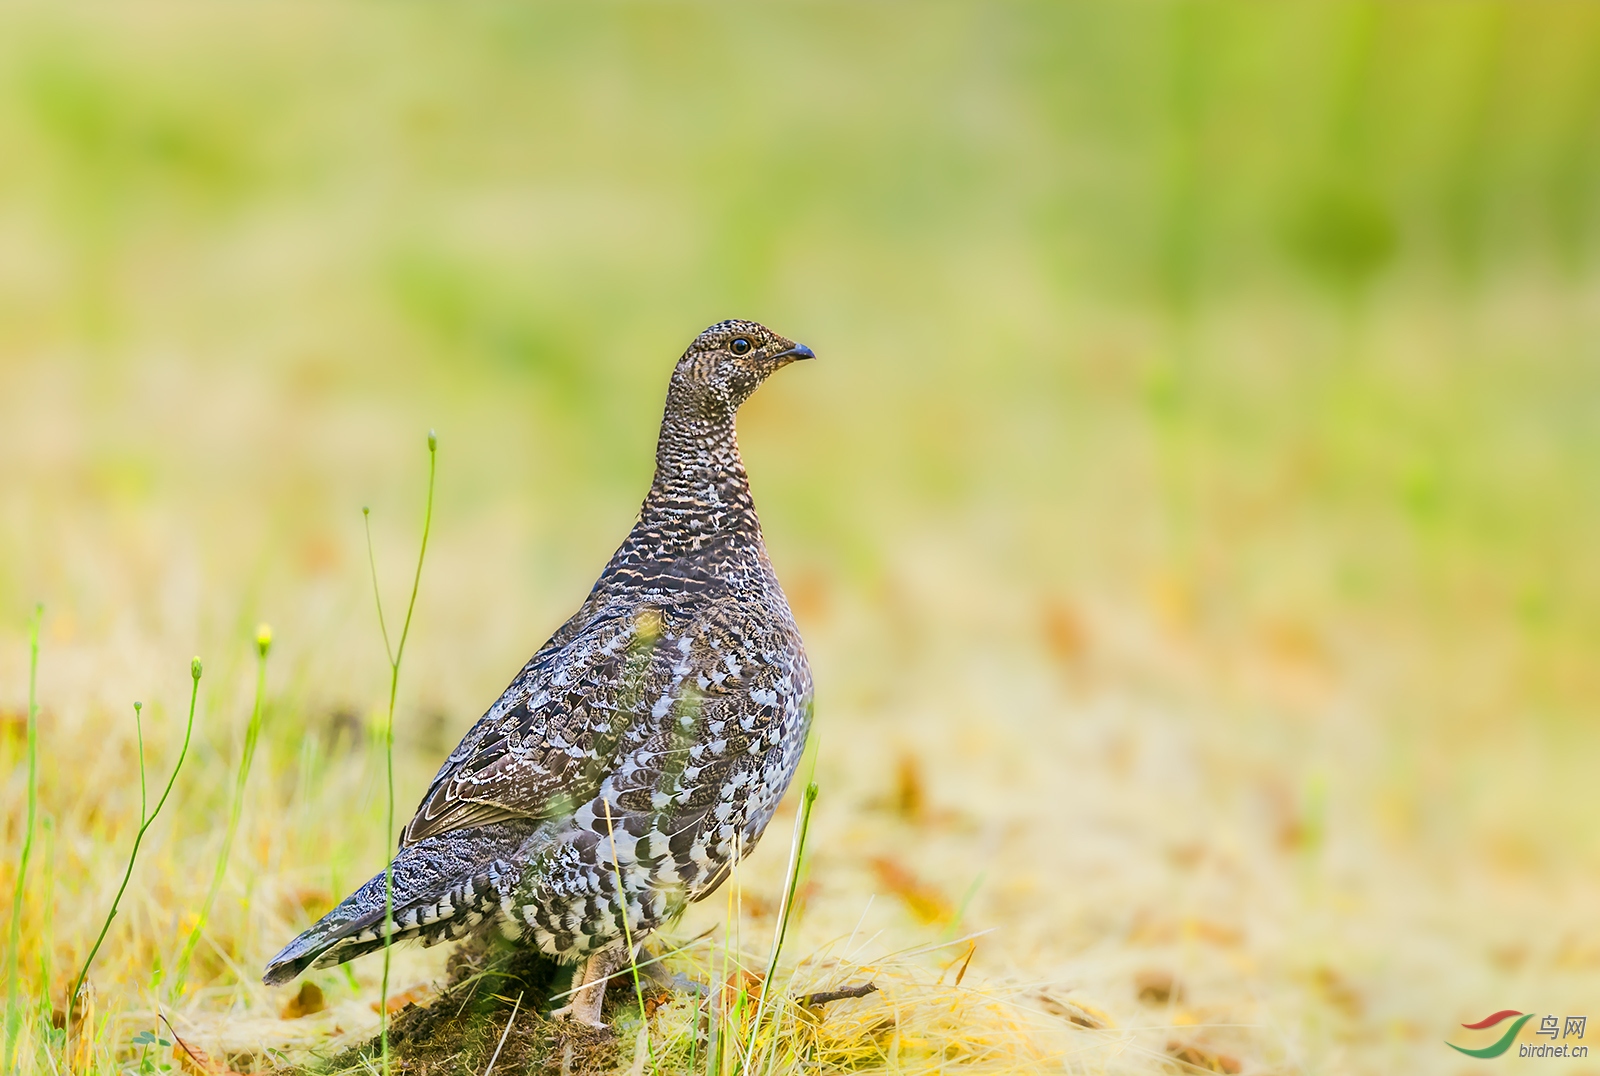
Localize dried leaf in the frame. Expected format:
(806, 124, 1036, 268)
(1042, 600, 1089, 665)
(1035, 991, 1112, 1029)
(280, 980, 325, 1019)
(372, 982, 433, 1014)
(868, 856, 952, 923)
(718, 969, 764, 1013)
(1312, 965, 1363, 1018)
(66, 980, 95, 1075)
(894, 751, 925, 822)
(163, 1017, 247, 1076)
(285, 886, 333, 918)
(1167, 1039, 1242, 1073)
(1135, 969, 1183, 1006)
(0, 706, 27, 744)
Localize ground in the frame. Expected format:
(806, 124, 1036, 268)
(2, 4, 1599, 1074)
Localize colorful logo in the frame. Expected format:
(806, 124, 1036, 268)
(1448, 1011, 1591, 1058)
(1447, 1011, 1534, 1058)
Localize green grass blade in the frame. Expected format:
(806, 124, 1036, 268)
(374, 429, 436, 1076)
(742, 781, 818, 1074)
(73, 658, 201, 1020)
(3, 605, 42, 1070)
(173, 627, 272, 995)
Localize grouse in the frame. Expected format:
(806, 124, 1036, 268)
(263, 320, 816, 1024)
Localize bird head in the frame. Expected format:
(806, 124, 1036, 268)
(672, 319, 815, 417)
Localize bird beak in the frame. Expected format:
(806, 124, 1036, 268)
(774, 343, 816, 363)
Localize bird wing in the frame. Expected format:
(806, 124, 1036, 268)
(401, 605, 675, 846)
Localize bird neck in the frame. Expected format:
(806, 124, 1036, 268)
(638, 405, 762, 549)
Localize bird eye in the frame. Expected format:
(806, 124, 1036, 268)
(730, 338, 752, 356)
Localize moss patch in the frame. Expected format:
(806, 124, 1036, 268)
(305, 943, 623, 1076)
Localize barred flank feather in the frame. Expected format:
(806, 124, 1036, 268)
(263, 821, 541, 986)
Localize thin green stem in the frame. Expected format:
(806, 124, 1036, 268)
(941, 870, 986, 941)
(33, 816, 55, 1055)
(72, 659, 201, 1021)
(134, 704, 148, 823)
(373, 430, 436, 1076)
(3, 605, 42, 1070)
(174, 628, 271, 994)
(362, 509, 394, 668)
(601, 799, 654, 1072)
(743, 782, 818, 1075)
(392, 435, 436, 676)
(687, 989, 700, 1076)
(713, 868, 734, 1076)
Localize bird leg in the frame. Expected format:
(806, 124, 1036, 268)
(630, 941, 708, 997)
(552, 949, 626, 1028)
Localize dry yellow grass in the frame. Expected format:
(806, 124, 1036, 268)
(5, 293, 1596, 1074)
(2, 3, 1599, 1074)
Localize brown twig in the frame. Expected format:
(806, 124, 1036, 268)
(160, 1013, 241, 1076)
(800, 982, 878, 1008)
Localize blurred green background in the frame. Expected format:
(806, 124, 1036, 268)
(3, 1, 1595, 736)
(0, 2, 1597, 1069)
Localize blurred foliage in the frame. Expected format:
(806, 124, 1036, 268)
(0, 3, 1595, 747)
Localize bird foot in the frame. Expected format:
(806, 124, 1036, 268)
(625, 940, 706, 996)
(551, 950, 624, 1027)
(550, 1001, 608, 1029)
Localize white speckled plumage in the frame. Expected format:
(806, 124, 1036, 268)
(264, 321, 815, 995)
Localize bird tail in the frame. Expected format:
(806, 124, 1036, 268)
(263, 820, 542, 987)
